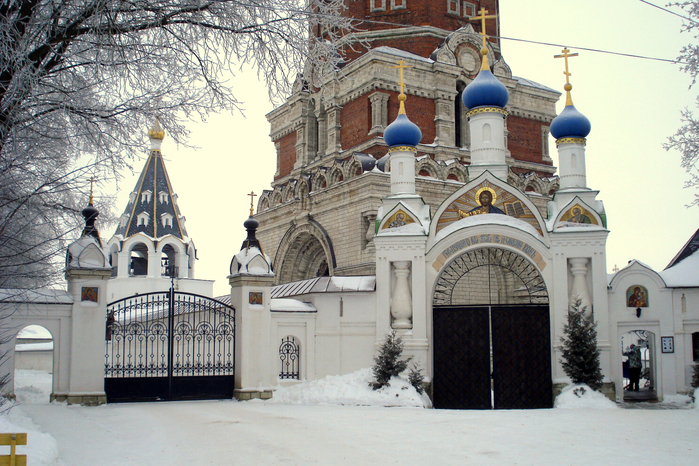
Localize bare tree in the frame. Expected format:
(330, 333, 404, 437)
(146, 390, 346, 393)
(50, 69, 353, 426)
(666, 1, 699, 207)
(0, 0, 353, 288)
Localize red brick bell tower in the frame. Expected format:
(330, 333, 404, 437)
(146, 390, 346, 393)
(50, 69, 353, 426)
(267, 0, 558, 184)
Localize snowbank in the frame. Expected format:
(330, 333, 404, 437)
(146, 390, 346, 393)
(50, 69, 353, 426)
(554, 384, 617, 410)
(269, 368, 431, 408)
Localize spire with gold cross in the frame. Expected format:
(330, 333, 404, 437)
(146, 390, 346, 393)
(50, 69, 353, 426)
(383, 59, 422, 150)
(468, 7, 497, 71)
(554, 48, 579, 107)
(390, 60, 412, 115)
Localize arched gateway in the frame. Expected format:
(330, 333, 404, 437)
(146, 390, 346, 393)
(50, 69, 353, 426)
(432, 247, 552, 409)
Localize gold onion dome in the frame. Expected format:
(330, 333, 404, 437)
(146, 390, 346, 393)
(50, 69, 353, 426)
(148, 119, 165, 140)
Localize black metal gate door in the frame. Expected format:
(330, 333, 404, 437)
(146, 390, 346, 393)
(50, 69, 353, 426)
(105, 291, 235, 402)
(433, 306, 491, 409)
(491, 305, 552, 409)
(432, 304, 552, 409)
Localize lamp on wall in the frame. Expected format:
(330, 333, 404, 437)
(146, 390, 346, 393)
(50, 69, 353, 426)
(636, 307, 642, 318)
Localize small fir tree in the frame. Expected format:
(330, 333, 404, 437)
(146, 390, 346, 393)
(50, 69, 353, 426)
(692, 362, 699, 389)
(370, 331, 411, 390)
(560, 300, 604, 390)
(407, 361, 424, 394)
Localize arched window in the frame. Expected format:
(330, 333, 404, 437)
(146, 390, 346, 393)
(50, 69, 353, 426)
(279, 336, 300, 380)
(161, 244, 178, 277)
(129, 243, 148, 276)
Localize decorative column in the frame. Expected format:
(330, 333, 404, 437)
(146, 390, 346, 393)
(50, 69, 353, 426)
(434, 97, 455, 146)
(391, 261, 412, 329)
(294, 127, 306, 169)
(316, 109, 327, 158)
(325, 105, 342, 155)
(569, 257, 592, 317)
(369, 91, 389, 135)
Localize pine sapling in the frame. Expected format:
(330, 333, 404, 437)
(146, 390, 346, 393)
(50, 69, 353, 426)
(408, 361, 424, 394)
(370, 330, 411, 390)
(560, 300, 604, 390)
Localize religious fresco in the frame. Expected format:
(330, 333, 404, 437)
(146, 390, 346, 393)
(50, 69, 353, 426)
(626, 285, 649, 308)
(249, 292, 263, 305)
(81, 286, 98, 303)
(436, 181, 543, 235)
(559, 204, 599, 226)
(382, 210, 415, 229)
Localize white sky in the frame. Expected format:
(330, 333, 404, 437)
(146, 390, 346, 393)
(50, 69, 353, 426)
(104, 0, 699, 297)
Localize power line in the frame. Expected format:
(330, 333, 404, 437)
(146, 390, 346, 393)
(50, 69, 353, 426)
(341, 15, 683, 65)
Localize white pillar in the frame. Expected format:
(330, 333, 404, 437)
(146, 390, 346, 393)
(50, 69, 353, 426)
(569, 257, 592, 317)
(391, 261, 413, 329)
(64, 267, 112, 405)
(229, 275, 274, 400)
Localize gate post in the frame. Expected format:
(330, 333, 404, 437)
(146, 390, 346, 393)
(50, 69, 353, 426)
(61, 201, 111, 405)
(229, 213, 275, 401)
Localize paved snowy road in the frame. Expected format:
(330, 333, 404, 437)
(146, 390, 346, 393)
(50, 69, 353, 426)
(18, 399, 698, 465)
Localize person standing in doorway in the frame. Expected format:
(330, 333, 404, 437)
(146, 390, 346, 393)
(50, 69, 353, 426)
(627, 344, 642, 391)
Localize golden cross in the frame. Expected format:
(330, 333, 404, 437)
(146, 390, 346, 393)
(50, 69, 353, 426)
(469, 7, 498, 49)
(247, 191, 257, 216)
(87, 176, 98, 204)
(554, 48, 578, 84)
(390, 60, 412, 96)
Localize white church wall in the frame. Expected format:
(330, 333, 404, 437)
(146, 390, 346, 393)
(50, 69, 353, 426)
(107, 276, 214, 302)
(671, 288, 699, 393)
(1, 301, 71, 400)
(277, 293, 377, 379)
(271, 312, 316, 382)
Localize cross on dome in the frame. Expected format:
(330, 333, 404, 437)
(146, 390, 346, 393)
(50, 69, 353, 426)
(468, 7, 497, 71)
(554, 48, 579, 107)
(390, 60, 412, 115)
(248, 191, 257, 216)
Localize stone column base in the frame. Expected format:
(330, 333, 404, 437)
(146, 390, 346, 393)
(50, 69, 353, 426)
(51, 393, 107, 406)
(234, 388, 273, 401)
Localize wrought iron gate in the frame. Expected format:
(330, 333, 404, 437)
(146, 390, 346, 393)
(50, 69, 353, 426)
(105, 291, 235, 402)
(433, 304, 552, 409)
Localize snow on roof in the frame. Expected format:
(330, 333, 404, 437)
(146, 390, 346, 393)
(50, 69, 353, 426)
(271, 298, 317, 313)
(660, 249, 699, 287)
(434, 212, 542, 243)
(372, 46, 435, 64)
(665, 227, 699, 270)
(0, 289, 73, 304)
(272, 276, 376, 299)
(17, 325, 53, 340)
(514, 76, 560, 94)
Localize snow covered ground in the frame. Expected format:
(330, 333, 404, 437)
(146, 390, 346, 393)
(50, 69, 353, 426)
(2, 369, 697, 466)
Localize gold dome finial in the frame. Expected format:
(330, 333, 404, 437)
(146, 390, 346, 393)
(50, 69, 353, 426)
(468, 8, 497, 71)
(554, 48, 579, 107)
(148, 118, 165, 140)
(390, 60, 412, 115)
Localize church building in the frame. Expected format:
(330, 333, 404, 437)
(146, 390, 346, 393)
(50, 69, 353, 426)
(229, 1, 699, 408)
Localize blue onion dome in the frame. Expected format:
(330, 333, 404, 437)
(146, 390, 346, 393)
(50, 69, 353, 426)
(550, 105, 591, 139)
(550, 84, 591, 139)
(383, 96, 422, 147)
(462, 68, 509, 110)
